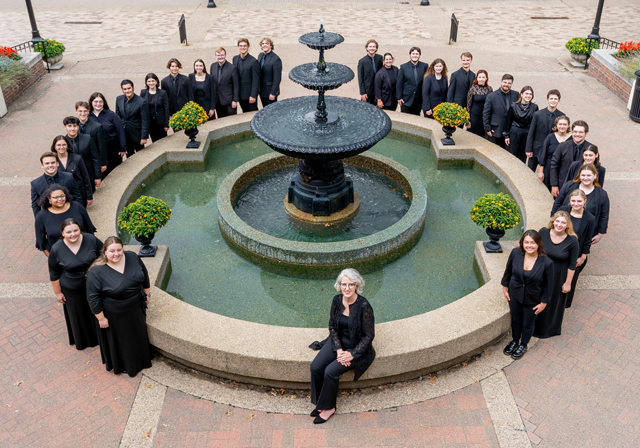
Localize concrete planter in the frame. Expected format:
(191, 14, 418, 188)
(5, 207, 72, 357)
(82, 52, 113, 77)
(588, 49, 635, 106)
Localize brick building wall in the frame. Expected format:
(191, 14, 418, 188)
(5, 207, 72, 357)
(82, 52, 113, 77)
(1, 52, 46, 107)
(588, 51, 633, 102)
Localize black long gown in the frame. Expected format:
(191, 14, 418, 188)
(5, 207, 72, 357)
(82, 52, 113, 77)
(560, 207, 596, 308)
(48, 234, 103, 350)
(34, 202, 96, 252)
(467, 85, 493, 137)
(538, 133, 569, 191)
(533, 227, 579, 338)
(86, 251, 153, 377)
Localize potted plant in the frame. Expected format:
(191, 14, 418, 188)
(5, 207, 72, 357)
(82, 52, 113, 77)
(565, 37, 599, 63)
(118, 196, 172, 257)
(169, 101, 209, 148)
(470, 192, 521, 253)
(33, 39, 66, 65)
(432, 102, 470, 145)
(0, 47, 22, 61)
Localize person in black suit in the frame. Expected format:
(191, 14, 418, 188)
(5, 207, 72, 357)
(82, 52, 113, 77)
(233, 38, 261, 113)
(211, 47, 240, 118)
(549, 120, 591, 197)
(63, 116, 101, 190)
(88, 92, 127, 178)
(140, 73, 170, 143)
(161, 58, 193, 115)
(115, 80, 149, 157)
(501, 230, 554, 359)
(482, 74, 519, 149)
(357, 39, 383, 106)
(51, 136, 93, 207)
(447, 52, 475, 112)
(503, 86, 538, 163)
(422, 58, 448, 119)
(31, 152, 82, 218)
(189, 59, 216, 119)
(396, 47, 428, 116)
(525, 89, 563, 172)
(75, 101, 107, 176)
(374, 53, 399, 111)
(564, 144, 606, 187)
(258, 38, 282, 107)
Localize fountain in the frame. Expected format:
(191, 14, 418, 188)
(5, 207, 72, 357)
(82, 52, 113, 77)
(250, 22, 391, 217)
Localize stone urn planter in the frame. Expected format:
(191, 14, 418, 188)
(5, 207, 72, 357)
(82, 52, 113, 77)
(45, 52, 64, 65)
(570, 53, 588, 64)
(441, 125, 456, 146)
(483, 227, 505, 253)
(134, 233, 158, 258)
(185, 127, 201, 148)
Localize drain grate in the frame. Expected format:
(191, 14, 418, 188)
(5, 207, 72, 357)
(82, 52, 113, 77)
(531, 16, 569, 20)
(64, 21, 103, 25)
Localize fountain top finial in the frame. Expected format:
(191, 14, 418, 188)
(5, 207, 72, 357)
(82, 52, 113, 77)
(319, 19, 324, 36)
(299, 22, 343, 50)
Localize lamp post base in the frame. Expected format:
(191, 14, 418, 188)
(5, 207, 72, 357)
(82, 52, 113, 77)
(207, 0, 216, 7)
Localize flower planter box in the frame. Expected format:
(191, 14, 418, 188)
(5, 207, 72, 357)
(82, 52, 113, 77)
(588, 49, 634, 106)
(0, 52, 46, 113)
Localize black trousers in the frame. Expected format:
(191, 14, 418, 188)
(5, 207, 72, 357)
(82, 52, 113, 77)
(148, 119, 167, 143)
(509, 298, 538, 346)
(260, 96, 278, 108)
(566, 256, 587, 308)
(382, 99, 398, 111)
(401, 99, 422, 116)
(125, 133, 143, 157)
(239, 99, 259, 113)
(486, 134, 507, 149)
(310, 342, 354, 410)
(527, 155, 539, 172)
(216, 102, 238, 118)
(508, 127, 529, 163)
(104, 137, 122, 178)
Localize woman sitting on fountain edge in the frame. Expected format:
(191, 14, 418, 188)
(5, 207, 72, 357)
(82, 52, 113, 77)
(310, 268, 375, 424)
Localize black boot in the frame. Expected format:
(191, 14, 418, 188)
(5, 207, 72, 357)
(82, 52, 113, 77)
(511, 344, 528, 360)
(503, 340, 518, 355)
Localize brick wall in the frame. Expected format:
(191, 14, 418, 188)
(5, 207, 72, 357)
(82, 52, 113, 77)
(588, 54, 632, 102)
(1, 52, 46, 106)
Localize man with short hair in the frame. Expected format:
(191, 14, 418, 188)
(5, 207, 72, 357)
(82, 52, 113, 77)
(115, 79, 149, 156)
(211, 47, 240, 118)
(525, 89, 564, 173)
(63, 116, 101, 190)
(233, 38, 261, 113)
(550, 120, 592, 197)
(357, 39, 383, 105)
(396, 47, 428, 116)
(482, 74, 519, 149)
(75, 101, 107, 173)
(161, 58, 193, 115)
(447, 52, 475, 112)
(30, 152, 82, 217)
(257, 38, 282, 107)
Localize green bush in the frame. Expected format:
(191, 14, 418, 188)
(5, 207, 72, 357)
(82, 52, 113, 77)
(470, 193, 521, 230)
(118, 196, 172, 237)
(0, 56, 29, 90)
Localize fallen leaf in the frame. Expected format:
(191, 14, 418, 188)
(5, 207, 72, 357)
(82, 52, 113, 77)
(231, 381, 239, 386)
(142, 429, 152, 439)
(428, 375, 437, 383)
(14, 381, 23, 387)
(413, 383, 417, 387)
(147, 385, 151, 388)
(473, 377, 480, 382)
(483, 349, 490, 356)
(226, 410, 232, 416)
(280, 389, 285, 395)
(85, 361, 91, 365)
(5, 402, 13, 407)
(92, 391, 97, 397)
(290, 395, 297, 400)
(403, 193, 409, 198)
(247, 413, 255, 419)
(83, 373, 88, 377)
(462, 362, 468, 367)
(162, 424, 169, 427)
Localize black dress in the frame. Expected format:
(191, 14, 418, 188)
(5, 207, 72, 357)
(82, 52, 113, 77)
(503, 102, 539, 163)
(467, 85, 493, 137)
(48, 234, 103, 349)
(86, 251, 153, 377)
(422, 75, 448, 117)
(533, 227, 579, 338)
(559, 207, 596, 308)
(538, 133, 569, 191)
(34, 202, 97, 252)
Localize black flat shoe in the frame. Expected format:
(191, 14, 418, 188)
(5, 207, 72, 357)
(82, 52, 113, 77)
(310, 409, 320, 417)
(511, 344, 527, 360)
(313, 414, 333, 424)
(503, 340, 518, 355)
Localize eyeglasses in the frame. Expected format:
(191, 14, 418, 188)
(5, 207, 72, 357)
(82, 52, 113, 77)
(340, 283, 356, 289)
(51, 194, 66, 200)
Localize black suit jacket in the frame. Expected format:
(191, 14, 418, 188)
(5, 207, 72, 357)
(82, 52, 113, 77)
(374, 66, 399, 107)
(115, 94, 149, 143)
(211, 61, 239, 106)
(79, 119, 107, 168)
(161, 74, 193, 115)
(30, 172, 83, 217)
(552, 182, 609, 237)
(396, 61, 428, 107)
(559, 206, 596, 256)
(357, 54, 383, 98)
(549, 138, 592, 189)
(140, 89, 170, 128)
(233, 54, 261, 101)
(501, 248, 555, 305)
(257, 51, 282, 98)
(422, 75, 448, 113)
(59, 153, 92, 202)
(482, 89, 520, 136)
(525, 108, 565, 160)
(447, 67, 475, 108)
(67, 133, 100, 181)
(188, 73, 217, 112)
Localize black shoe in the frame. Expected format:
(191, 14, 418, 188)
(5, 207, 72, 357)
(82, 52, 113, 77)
(310, 409, 320, 417)
(511, 344, 527, 360)
(503, 341, 518, 355)
(313, 413, 333, 424)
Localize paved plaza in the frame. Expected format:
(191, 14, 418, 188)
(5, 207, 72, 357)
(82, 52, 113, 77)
(1, 0, 640, 447)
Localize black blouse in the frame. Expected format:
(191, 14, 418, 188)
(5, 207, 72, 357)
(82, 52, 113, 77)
(539, 227, 579, 271)
(503, 102, 539, 136)
(48, 234, 103, 283)
(89, 110, 126, 153)
(35, 202, 97, 251)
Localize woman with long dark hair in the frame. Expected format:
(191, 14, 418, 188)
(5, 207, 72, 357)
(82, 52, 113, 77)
(140, 73, 170, 143)
(86, 236, 153, 377)
(88, 92, 126, 177)
(189, 59, 216, 118)
(537, 115, 571, 191)
(50, 135, 93, 207)
(501, 229, 554, 359)
(422, 58, 448, 119)
(48, 218, 103, 350)
(503, 86, 539, 163)
(466, 70, 493, 137)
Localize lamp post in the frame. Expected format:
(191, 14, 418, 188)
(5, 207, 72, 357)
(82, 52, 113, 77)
(588, 0, 605, 40)
(420, 0, 430, 5)
(25, 0, 43, 42)
(207, 0, 216, 8)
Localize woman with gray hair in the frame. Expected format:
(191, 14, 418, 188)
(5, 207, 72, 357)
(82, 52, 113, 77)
(309, 268, 375, 424)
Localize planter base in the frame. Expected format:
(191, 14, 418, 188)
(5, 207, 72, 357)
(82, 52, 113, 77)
(134, 234, 158, 257)
(48, 63, 64, 70)
(483, 227, 505, 253)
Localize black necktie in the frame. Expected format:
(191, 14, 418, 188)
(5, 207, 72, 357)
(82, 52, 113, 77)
(261, 55, 266, 68)
(504, 91, 510, 111)
(413, 64, 418, 83)
(371, 56, 376, 74)
(218, 64, 223, 83)
(80, 123, 86, 133)
(46, 173, 58, 185)
(69, 137, 79, 153)
(124, 98, 130, 116)
(547, 111, 554, 132)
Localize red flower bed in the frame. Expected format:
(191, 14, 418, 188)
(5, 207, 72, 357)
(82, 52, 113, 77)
(0, 46, 21, 60)
(617, 41, 640, 58)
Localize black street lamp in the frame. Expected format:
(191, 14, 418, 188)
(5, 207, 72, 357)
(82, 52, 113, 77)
(207, 0, 216, 8)
(25, 0, 43, 42)
(588, 0, 605, 40)
(420, 0, 430, 5)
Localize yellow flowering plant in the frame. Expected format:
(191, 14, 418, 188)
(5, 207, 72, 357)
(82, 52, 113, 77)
(470, 193, 521, 230)
(118, 196, 172, 238)
(565, 37, 599, 56)
(33, 39, 65, 58)
(433, 102, 470, 128)
(169, 101, 209, 132)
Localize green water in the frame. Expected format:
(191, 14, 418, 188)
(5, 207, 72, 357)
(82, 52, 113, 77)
(130, 132, 520, 328)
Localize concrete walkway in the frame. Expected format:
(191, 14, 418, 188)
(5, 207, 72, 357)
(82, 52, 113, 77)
(1, 1, 639, 447)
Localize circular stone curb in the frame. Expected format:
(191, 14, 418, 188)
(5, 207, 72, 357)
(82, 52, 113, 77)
(216, 152, 427, 275)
